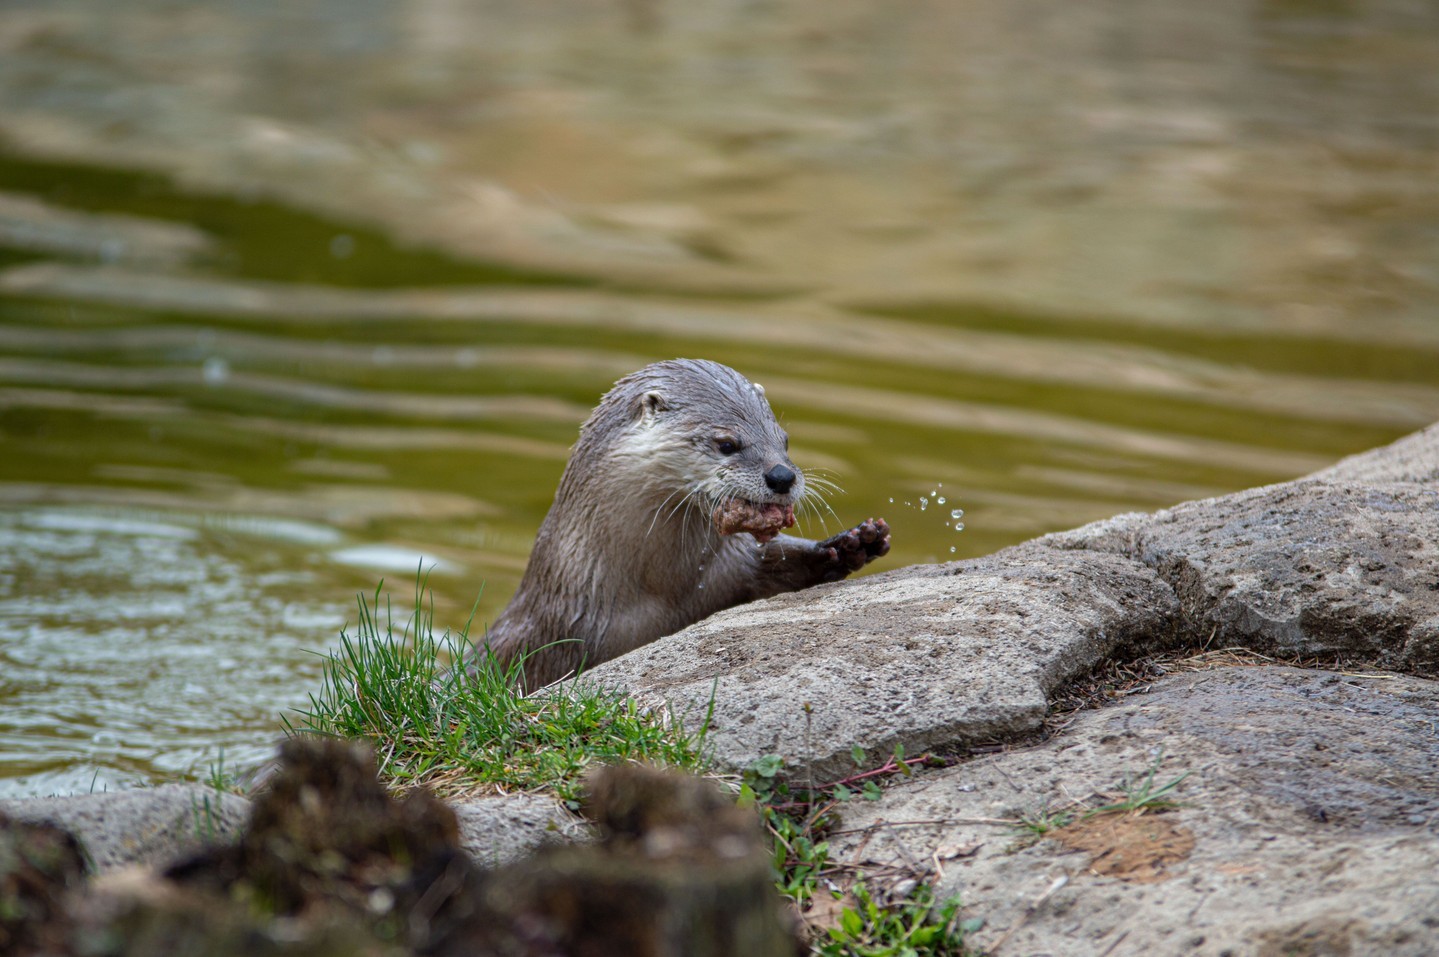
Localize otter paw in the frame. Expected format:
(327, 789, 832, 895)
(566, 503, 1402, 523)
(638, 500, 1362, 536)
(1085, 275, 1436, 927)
(818, 517, 891, 577)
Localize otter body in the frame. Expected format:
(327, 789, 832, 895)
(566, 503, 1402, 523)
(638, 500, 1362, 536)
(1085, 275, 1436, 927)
(472, 359, 889, 689)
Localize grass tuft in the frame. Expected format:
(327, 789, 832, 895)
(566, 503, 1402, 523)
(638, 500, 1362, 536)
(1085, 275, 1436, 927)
(286, 577, 711, 806)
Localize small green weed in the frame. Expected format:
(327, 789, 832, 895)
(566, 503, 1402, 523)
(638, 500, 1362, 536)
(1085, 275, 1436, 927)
(189, 748, 240, 842)
(1013, 802, 1074, 840)
(203, 748, 242, 794)
(818, 883, 976, 957)
(740, 754, 832, 905)
(190, 793, 220, 842)
(1088, 754, 1189, 816)
(742, 748, 973, 955)
(1010, 752, 1189, 846)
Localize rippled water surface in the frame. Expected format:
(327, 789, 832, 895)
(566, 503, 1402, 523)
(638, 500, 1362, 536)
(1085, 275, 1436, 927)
(1, 0, 1437, 795)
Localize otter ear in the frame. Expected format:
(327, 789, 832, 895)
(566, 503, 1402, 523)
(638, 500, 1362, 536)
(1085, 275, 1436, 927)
(638, 389, 667, 425)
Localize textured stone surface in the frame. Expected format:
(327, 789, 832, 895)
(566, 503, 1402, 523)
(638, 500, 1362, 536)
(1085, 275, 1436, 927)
(1313, 421, 1439, 485)
(451, 793, 588, 866)
(585, 546, 1178, 778)
(0, 784, 249, 873)
(1045, 479, 1439, 675)
(829, 666, 1439, 957)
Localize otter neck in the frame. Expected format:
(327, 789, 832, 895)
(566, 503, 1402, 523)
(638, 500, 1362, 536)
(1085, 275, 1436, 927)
(561, 461, 717, 592)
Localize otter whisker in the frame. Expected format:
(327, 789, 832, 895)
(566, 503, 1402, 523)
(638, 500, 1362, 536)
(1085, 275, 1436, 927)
(801, 472, 848, 498)
(803, 476, 847, 497)
(791, 483, 841, 535)
(678, 487, 711, 553)
(672, 486, 705, 524)
(647, 485, 692, 538)
(796, 498, 837, 537)
(662, 483, 708, 547)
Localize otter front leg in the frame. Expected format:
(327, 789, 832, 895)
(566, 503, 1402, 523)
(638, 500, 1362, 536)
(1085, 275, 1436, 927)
(754, 517, 891, 595)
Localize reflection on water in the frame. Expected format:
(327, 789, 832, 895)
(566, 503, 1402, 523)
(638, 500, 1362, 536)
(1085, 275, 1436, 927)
(1, 0, 1437, 795)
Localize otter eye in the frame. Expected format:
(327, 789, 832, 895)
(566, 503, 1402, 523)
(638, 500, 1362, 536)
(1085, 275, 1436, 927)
(782, 433, 790, 451)
(715, 438, 741, 455)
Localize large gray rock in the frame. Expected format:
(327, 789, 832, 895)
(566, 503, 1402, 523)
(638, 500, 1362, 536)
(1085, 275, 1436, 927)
(587, 424, 1439, 777)
(585, 547, 1178, 779)
(829, 666, 1439, 957)
(1044, 479, 1439, 675)
(0, 783, 249, 873)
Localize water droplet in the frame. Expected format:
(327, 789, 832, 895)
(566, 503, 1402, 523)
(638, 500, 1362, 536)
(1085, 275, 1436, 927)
(888, 497, 894, 504)
(697, 581, 705, 589)
(954, 522, 965, 532)
(949, 546, 956, 553)
(919, 498, 928, 511)
(950, 509, 965, 520)
(936, 496, 946, 505)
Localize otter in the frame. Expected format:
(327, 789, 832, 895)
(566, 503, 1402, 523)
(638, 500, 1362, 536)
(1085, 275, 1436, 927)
(469, 359, 891, 689)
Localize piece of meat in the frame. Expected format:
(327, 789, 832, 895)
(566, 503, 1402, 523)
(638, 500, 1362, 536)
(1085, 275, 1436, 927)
(712, 499, 796, 543)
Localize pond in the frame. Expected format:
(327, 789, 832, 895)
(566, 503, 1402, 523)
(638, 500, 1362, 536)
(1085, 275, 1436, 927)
(1, 0, 1437, 796)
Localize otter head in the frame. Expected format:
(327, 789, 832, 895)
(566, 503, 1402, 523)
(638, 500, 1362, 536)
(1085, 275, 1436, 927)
(594, 359, 803, 543)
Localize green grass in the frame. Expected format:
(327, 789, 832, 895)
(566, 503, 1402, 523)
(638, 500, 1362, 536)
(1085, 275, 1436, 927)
(741, 750, 976, 956)
(286, 576, 712, 807)
(818, 884, 976, 957)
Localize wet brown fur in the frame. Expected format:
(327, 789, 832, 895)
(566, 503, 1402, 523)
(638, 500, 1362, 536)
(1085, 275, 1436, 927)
(469, 359, 890, 689)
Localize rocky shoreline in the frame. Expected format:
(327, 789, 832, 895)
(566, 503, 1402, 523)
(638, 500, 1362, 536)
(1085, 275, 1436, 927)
(5, 423, 1437, 955)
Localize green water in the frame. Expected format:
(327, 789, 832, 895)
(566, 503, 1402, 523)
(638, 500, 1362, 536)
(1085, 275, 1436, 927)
(2, 0, 1437, 796)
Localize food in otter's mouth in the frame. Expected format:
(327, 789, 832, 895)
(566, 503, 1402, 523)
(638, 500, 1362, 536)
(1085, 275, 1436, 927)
(712, 499, 796, 543)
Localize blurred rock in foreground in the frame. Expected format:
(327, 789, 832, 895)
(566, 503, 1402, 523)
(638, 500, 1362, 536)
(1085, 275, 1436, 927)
(1, 739, 795, 957)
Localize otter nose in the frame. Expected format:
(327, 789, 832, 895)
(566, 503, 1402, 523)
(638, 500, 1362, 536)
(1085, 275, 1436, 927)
(764, 463, 797, 494)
